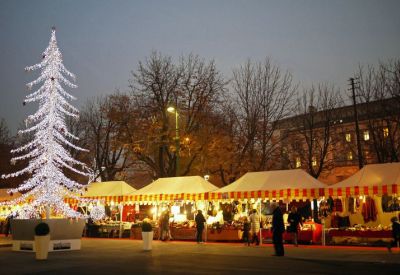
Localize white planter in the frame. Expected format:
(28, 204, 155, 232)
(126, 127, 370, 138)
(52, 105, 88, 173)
(34, 235, 50, 260)
(142, 231, 153, 251)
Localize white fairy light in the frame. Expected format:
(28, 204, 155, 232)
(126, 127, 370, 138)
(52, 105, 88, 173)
(89, 205, 106, 221)
(0, 28, 100, 219)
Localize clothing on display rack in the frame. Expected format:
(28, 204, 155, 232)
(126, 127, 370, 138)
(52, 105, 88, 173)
(362, 197, 377, 223)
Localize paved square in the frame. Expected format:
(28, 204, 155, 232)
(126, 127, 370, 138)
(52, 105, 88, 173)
(0, 238, 399, 274)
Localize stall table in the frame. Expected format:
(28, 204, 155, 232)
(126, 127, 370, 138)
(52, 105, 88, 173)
(130, 226, 159, 240)
(328, 229, 392, 245)
(207, 228, 242, 241)
(262, 222, 322, 244)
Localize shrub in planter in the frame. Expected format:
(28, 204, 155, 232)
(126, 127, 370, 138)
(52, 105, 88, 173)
(34, 222, 50, 260)
(141, 218, 153, 251)
(35, 222, 50, 236)
(141, 220, 153, 232)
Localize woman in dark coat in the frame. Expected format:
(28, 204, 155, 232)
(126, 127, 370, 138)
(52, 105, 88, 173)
(242, 216, 250, 246)
(272, 203, 285, 256)
(287, 206, 303, 246)
(195, 210, 206, 243)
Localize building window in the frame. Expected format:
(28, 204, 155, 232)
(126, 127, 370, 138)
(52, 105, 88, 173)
(312, 156, 317, 167)
(383, 127, 389, 138)
(363, 130, 369, 141)
(295, 157, 301, 168)
(345, 133, 351, 142)
(347, 151, 353, 161)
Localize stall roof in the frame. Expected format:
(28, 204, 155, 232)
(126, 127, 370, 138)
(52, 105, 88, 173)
(217, 169, 326, 193)
(334, 163, 400, 188)
(83, 181, 136, 197)
(133, 176, 218, 196)
(0, 189, 21, 202)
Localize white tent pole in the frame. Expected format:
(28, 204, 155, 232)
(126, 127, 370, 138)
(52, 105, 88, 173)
(119, 202, 123, 238)
(259, 199, 262, 244)
(205, 199, 208, 242)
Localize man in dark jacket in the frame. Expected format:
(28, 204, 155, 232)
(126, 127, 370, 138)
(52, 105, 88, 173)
(195, 210, 206, 243)
(387, 216, 400, 252)
(287, 206, 303, 246)
(272, 203, 285, 256)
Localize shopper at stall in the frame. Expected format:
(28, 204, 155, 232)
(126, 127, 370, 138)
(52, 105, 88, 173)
(287, 206, 303, 247)
(242, 216, 250, 246)
(195, 210, 206, 243)
(249, 209, 260, 245)
(272, 203, 285, 256)
(387, 216, 400, 252)
(160, 211, 171, 241)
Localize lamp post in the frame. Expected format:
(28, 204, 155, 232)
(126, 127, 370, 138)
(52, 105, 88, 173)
(167, 106, 180, 176)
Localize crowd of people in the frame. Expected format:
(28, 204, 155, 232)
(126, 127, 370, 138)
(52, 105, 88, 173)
(240, 203, 301, 256)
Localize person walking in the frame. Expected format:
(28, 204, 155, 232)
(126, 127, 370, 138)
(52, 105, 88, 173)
(387, 216, 400, 252)
(5, 214, 12, 237)
(287, 206, 303, 247)
(195, 210, 206, 243)
(160, 211, 171, 241)
(242, 216, 251, 246)
(271, 203, 285, 256)
(249, 209, 260, 245)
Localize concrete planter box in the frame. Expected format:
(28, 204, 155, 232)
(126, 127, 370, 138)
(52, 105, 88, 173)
(142, 231, 153, 251)
(11, 219, 85, 252)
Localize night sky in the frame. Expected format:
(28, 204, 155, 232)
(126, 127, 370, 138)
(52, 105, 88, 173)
(1, 0, 399, 133)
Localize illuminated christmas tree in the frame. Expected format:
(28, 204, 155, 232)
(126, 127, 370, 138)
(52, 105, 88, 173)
(1, 27, 100, 219)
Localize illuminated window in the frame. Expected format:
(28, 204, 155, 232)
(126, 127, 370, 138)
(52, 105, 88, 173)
(345, 133, 351, 142)
(312, 156, 317, 167)
(363, 130, 369, 141)
(295, 157, 301, 168)
(347, 151, 353, 161)
(383, 127, 389, 138)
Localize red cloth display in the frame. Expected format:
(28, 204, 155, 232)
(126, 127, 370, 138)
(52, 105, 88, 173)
(333, 199, 343, 212)
(361, 197, 377, 223)
(122, 205, 135, 222)
(328, 230, 391, 238)
(262, 222, 322, 243)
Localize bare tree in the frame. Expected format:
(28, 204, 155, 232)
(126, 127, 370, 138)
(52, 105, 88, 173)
(129, 52, 226, 178)
(79, 94, 135, 181)
(287, 84, 342, 178)
(220, 58, 296, 182)
(0, 118, 11, 145)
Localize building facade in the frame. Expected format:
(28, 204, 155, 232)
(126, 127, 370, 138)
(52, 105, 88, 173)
(274, 97, 400, 184)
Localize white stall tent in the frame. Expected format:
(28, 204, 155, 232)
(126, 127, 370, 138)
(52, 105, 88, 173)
(132, 176, 218, 202)
(213, 169, 326, 200)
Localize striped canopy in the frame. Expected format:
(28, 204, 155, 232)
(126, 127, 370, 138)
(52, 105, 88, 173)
(211, 169, 327, 200)
(327, 163, 400, 197)
(131, 176, 219, 202)
(70, 181, 137, 204)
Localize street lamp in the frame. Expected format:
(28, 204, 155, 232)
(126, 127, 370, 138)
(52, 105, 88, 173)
(167, 106, 180, 176)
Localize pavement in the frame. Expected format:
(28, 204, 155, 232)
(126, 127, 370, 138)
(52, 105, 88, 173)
(0, 235, 12, 247)
(0, 237, 399, 275)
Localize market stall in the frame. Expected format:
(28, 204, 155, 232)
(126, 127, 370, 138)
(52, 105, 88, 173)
(70, 181, 137, 238)
(211, 169, 327, 244)
(129, 176, 218, 241)
(325, 163, 400, 245)
(0, 189, 22, 234)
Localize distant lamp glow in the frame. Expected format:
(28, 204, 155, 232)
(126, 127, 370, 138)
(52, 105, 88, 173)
(167, 106, 176, 113)
(204, 175, 210, 181)
(171, 205, 180, 215)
